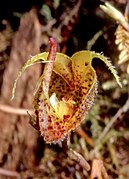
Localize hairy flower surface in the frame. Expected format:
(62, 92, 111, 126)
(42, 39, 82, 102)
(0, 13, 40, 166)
(12, 38, 121, 144)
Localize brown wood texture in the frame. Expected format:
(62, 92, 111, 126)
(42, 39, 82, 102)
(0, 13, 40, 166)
(0, 9, 42, 171)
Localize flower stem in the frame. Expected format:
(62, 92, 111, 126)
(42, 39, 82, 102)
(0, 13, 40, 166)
(43, 37, 57, 95)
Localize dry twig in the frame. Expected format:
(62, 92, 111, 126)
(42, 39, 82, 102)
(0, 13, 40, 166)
(0, 167, 20, 178)
(97, 97, 129, 143)
(0, 104, 33, 115)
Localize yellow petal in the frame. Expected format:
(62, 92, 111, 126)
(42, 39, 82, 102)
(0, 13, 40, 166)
(53, 53, 74, 88)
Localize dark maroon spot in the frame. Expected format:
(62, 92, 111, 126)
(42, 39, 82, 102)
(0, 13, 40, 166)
(89, 78, 93, 82)
(48, 126, 53, 130)
(85, 62, 88, 66)
(55, 122, 60, 126)
(82, 92, 87, 95)
(63, 115, 70, 122)
(87, 72, 92, 77)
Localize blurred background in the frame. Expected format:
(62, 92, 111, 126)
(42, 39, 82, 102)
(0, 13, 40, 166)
(0, 0, 129, 178)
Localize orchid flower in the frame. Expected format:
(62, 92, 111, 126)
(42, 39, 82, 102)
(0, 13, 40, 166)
(12, 38, 122, 144)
